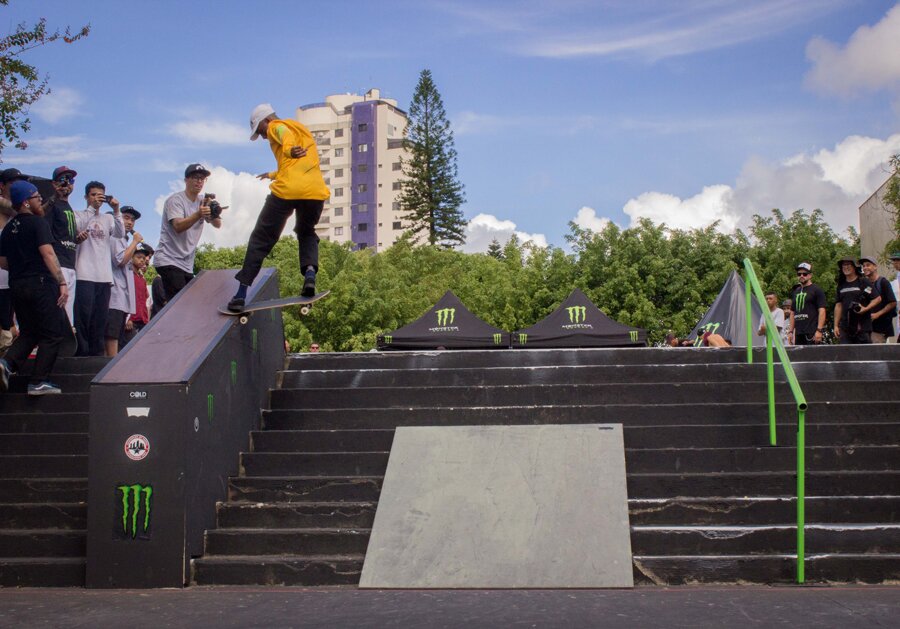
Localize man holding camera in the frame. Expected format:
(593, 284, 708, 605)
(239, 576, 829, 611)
(73, 181, 124, 356)
(834, 257, 881, 345)
(154, 164, 222, 301)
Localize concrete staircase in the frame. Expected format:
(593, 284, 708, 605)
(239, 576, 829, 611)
(191, 346, 900, 586)
(0, 357, 108, 587)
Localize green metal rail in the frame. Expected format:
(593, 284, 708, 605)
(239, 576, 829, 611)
(742, 258, 809, 583)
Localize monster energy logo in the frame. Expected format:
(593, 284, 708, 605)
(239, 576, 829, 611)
(629, 330, 638, 342)
(117, 483, 153, 539)
(384, 335, 392, 344)
(795, 291, 807, 311)
(493, 333, 503, 345)
(207, 394, 214, 423)
(518, 333, 527, 345)
(436, 308, 456, 326)
(566, 306, 586, 323)
(695, 322, 722, 346)
(65, 210, 76, 236)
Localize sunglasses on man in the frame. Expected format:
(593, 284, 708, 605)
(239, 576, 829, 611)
(54, 176, 75, 185)
(797, 272, 810, 277)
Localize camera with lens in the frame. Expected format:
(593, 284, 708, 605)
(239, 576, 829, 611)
(104, 193, 114, 204)
(203, 193, 227, 220)
(849, 286, 874, 313)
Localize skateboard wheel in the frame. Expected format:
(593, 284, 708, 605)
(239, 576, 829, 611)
(239, 315, 249, 325)
(300, 306, 310, 316)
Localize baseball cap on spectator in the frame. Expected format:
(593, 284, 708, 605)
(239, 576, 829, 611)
(795, 262, 812, 272)
(890, 252, 900, 261)
(184, 163, 210, 178)
(52, 166, 77, 181)
(250, 103, 275, 140)
(858, 255, 877, 266)
(10, 180, 38, 206)
(135, 243, 154, 257)
(0, 168, 27, 184)
(120, 206, 141, 219)
(782, 299, 792, 308)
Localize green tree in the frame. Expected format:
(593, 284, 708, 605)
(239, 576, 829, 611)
(0, 1, 90, 159)
(398, 69, 466, 248)
(486, 238, 504, 259)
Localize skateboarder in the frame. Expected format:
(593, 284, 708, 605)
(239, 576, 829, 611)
(227, 104, 330, 312)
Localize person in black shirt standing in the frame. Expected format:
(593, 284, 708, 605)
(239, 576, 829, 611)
(859, 255, 897, 343)
(0, 181, 69, 395)
(834, 257, 881, 345)
(43, 166, 80, 327)
(789, 262, 827, 345)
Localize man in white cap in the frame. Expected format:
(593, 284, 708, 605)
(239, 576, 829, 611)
(789, 262, 827, 345)
(227, 104, 330, 311)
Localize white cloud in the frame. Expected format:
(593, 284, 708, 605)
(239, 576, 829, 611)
(32, 87, 84, 124)
(461, 213, 548, 253)
(572, 206, 611, 233)
(623, 185, 737, 232)
(166, 120, 247, 145)
(153, 165, 271, 248)
(805, 4, 900, 96)
(619, 132, 900, 233)
(13, 134, 166, 166)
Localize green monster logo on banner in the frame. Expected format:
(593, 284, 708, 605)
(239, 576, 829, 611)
(493, 333, 503, 345)
(436, 308, 456, 327)
(694, 322, 722, 346)
(518, 333, 527, 345)
(795, 291, 807, 311)
(384, 335, 393, 344)
(117, 483, 153, 540)
(566, 306, 586, 324)
(629, 330, 638, 342)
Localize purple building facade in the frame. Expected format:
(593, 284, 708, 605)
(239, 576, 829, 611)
(350, 101, 377, 250)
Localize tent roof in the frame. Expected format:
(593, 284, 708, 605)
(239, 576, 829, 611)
(688, 270, 765, 347)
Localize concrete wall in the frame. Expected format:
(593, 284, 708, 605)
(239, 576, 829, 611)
(859, 176, 898, 263)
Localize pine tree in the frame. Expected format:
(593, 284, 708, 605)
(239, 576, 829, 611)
(487, 238, 504, 259)
(399, 69, 466, 248)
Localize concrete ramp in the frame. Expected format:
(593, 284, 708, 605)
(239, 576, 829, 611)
(360, 424, 633, 588)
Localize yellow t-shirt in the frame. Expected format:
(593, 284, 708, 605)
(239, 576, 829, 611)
(266, 119, 330, 201)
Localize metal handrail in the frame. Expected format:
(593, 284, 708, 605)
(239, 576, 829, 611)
(742, 258, 809, 583)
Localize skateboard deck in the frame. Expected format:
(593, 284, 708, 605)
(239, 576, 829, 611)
(219, 290, 330, 321)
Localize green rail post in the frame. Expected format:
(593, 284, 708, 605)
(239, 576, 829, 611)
(766, 333, 776, 446)
(743, 258, 808, 583)
(746, 276, 753, 363)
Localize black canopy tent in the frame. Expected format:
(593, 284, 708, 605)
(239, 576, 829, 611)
(687, 270, 765, 347)
(377, 290, 508, 350)
(511, 288, 646, 348)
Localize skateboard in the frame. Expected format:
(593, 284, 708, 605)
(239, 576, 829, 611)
(218, 291, 330, 324)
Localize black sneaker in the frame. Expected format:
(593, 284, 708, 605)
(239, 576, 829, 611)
(28, 381, 62, 396)
(226, 296, 245, 312)
(0, 359, 10, 393)
(302, 269, 316, 297)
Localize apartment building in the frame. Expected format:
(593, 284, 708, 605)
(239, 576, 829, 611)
(297, 89, 409, 251)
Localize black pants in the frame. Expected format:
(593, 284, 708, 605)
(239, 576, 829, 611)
(235, 195, 324, 287)
(839, 329, 870, 344)
(0, 288, 13, 329)
(5, 276, 63, 384)
(155, 265, 194, 302)
(793, 332, 820, 345)
(74, 280, 111, 356)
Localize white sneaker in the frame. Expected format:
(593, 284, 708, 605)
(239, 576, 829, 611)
(27, 381, 61, 396)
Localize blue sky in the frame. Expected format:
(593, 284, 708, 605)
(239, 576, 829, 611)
(6, 0, 900, 252)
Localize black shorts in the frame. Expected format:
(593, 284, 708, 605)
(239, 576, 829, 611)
(105, 308, 127, 340)
(155, 265, 194, 300)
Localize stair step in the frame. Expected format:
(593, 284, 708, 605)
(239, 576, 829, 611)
(263, 401, 900, 430)
(15, 356, 109, 375)
(7, 374, 95, 394)
(0, 413, 89, 434)
(251, 430, 395, 453)
(0, 529, 85, 557)
(0, 393, 89, 414)
(204, 528, 371, 556)
(269, 382, 893, 409)
(628, 496, 900, 525)
(630, 524, 900, 555)
(628, 471, 900, 498)
(228, 476, 383, 503)
(0, 557, 85, 587)
(191, 554, 363, 586)
(0, 455, 88, 478)
(241, 452, 389, 477)
(0, 434, 89, 456)
(216, 502, 377, 529)
(0, 503, 86, 529)
(0, 479, 88, 503)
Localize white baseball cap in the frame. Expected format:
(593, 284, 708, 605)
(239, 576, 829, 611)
(249, 103, 275, 140)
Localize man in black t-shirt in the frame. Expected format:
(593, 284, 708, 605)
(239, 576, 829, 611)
(42, 166, 80, 326)
(0, 181, 69, 395)
(789, 262, 827, 345)
(860, 256, 897, 343)
(834, 257, 881, 345)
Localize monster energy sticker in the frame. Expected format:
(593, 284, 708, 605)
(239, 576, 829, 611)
(629, 330, 639, 342)
(116, 483, 153, 540)
(429, 307, 460, 332)
(383, 335, 393, 344)
(493, 333, 503, 345)
(562, 305, 593, 330)
(124, 434, 150, 461)
(207, 394, 214, 424)
(694, 322, 723, 346)
(518, 333, 528, 345)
